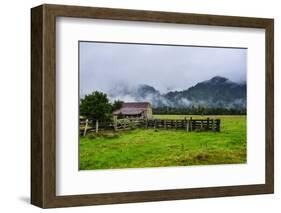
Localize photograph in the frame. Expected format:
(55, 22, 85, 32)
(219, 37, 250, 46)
(79, 41, 247, 170)
(30, 4, 274, 208)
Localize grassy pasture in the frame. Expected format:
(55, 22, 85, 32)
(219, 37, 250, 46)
(79, 115, 246, 170)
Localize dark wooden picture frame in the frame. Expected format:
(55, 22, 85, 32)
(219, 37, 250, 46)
(31, 4, 274, 208)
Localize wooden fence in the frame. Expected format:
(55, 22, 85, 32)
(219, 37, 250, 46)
(80, 117, 220, 135)
(146, 118, 220, 132)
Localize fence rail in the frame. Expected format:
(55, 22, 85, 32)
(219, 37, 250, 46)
(80, 117, 220, 135)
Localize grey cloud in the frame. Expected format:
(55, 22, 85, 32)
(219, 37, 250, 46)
(79, 42, 247, 96)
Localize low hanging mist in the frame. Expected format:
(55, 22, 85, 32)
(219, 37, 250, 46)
(107, 76, 246, 109)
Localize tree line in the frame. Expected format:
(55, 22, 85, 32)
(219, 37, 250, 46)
(153, 106, 246, 115)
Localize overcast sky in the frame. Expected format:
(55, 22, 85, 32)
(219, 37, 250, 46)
(79, 41, 247, 96)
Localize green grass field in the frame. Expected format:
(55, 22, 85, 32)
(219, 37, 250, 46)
(79, 115, 246, 170)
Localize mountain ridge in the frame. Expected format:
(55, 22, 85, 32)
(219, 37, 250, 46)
(108, 76, 246, 109)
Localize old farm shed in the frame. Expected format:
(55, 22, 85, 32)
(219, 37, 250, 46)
(113, 102, 153, 119)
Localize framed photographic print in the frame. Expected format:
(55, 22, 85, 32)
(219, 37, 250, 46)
(31, 4, 274, 208)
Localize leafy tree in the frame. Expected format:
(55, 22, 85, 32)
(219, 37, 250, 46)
(80, 91, 112, 120)
(80, 91, 112, 132)
(112, 100, 123, 112)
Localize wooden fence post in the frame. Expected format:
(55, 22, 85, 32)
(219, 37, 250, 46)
(83, 119, 88, 136)
(216, 119, 221, 132)
(207, 118, 210, 130)
(95, 119, 99, 133)
(190, 117, 193, 131)
(145, 119, 148, 128)
(186, 119, 189, 132)
(212, 119, 215, 132)
(129, 119, 132, 129)
(113, 116, 117, 131)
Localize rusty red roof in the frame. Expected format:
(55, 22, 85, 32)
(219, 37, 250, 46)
(121, 102, 150, 109)
(113, 108, 144, 115)
(113, 102, 150, 115)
